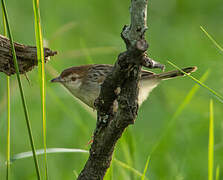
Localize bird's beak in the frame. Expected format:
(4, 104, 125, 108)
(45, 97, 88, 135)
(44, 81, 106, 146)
(51, 76, 62, 83)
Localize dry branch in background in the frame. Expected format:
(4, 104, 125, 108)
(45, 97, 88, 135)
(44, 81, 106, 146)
(77, 0, 163, 179)
(0, 34, 57, 76)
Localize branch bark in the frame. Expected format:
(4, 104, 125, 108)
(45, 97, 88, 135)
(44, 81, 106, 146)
(77, 0, 158, 179)
(0, 34, 57, 76)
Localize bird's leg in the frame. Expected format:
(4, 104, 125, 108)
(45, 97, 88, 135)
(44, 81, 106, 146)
(142, 54, 165, 71)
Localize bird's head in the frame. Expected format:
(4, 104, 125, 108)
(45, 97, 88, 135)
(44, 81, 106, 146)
(51, 65, 91, 90)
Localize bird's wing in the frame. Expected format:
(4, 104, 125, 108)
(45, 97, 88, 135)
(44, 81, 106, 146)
(140, 70, 156, 79)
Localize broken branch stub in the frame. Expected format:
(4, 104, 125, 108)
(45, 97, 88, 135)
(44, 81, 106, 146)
(0, 35, 57, 76)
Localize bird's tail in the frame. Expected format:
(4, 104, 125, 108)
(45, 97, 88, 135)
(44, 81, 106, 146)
(155, 66, 197, 80)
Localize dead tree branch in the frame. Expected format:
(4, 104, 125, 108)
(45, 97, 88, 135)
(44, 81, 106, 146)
(77, 0, 163, 179)
(0, 34, 57, 76)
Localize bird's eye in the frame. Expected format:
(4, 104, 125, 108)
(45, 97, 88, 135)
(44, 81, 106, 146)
(71, 77, 76, 81)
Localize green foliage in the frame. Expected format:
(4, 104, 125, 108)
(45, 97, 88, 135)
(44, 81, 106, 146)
(2, 6, 10, 180)
(168, 61, 223, 103)
(32, 0, 48, 178)
(1, 0, 41, 178)
(208, 100, 214, 180)
(0, 0, 223, 179)
(200, 26, 223, 53)
(141, 155, 150, 180)
(113, 158, 145, 178)
(215, 165, 220, 180)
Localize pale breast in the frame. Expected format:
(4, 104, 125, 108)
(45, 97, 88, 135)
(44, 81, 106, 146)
(138, 78, 160, 105)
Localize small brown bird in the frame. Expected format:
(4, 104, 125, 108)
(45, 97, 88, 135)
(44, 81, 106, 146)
(51, 64, 197, 108)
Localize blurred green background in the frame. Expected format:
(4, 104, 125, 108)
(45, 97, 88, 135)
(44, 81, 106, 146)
(0, 0, 223, 179)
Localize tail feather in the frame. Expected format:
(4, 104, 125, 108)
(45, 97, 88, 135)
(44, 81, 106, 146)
(156, 66, 197, 80)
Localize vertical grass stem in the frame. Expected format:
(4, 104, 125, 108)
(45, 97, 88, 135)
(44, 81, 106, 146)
(1, 0, 41, 179)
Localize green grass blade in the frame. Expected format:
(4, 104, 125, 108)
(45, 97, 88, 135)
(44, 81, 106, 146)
(73, 170, 79, 179)
(168, 61, 223, 103)
(113, 158, 147, 179)
(6, 76, 10, 180)
(32, 0, 48, 178)
(172, 69, 210, 120)
(208, 99, 214, 180)
(1, 0, 41, 179)
(6, 27, 10, 180)
(141, 155, 151, 180)
(215, 165, 220, 180)
(11, 148, 88, 162)
(2, 7, 11, 180)
(200, 26, 223, 53)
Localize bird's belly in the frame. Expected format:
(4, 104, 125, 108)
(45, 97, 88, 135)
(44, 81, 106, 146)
(138, 79, 160, 105)
(75, 89, 98, 108)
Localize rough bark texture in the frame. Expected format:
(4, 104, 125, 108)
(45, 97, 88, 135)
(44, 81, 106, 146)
(77, 0, 163, 179)
(0, 34, 57, 76)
